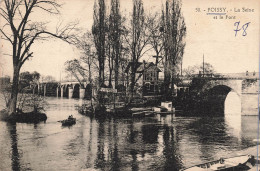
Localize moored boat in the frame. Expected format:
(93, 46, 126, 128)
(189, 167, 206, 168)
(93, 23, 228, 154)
(130, 107, 152, 117)
(153, 101, 175, 116)
(132, 111, 146, 117)
(182, 154, 255, 171)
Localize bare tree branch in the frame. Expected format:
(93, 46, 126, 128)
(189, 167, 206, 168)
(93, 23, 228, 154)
(0, 0, 80, 114)
(0, 28, 13, 43)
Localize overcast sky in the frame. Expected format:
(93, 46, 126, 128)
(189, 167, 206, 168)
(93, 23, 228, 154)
(0, 0, 259, 80)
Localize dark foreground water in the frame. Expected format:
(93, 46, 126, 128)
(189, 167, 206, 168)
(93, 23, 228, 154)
(0, 97, 259, 171)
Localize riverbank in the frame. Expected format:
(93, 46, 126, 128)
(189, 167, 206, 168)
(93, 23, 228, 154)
(0, 109, 47, 123)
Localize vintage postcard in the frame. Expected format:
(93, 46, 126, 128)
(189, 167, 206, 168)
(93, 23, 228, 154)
(0, 0, 259, 170)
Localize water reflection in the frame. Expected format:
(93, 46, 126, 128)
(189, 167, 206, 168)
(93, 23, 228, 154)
(0, 97, 258, 170)
(225, 91, 241, 115)
(8, 123, 21, 171)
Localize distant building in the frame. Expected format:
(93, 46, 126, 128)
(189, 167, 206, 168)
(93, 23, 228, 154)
(125, 61, 162, 96)
(0, 76, 10, 85)
(0, 76, 11, 90)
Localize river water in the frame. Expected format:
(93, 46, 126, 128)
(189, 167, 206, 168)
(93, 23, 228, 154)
(0, 97, 259, 171)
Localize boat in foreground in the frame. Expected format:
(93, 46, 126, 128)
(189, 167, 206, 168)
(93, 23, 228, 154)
(60, 115, 76, 126)
(182, 154, 255, 171)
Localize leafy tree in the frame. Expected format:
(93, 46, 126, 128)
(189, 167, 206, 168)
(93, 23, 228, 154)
(24, 94, 48, 113)
(19, 71, 40, 91)
(65, 59, 86, 87)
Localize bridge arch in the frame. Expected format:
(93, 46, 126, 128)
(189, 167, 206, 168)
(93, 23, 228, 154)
(202, 79, 242, 97)
(63, 85, 69, 98)
(73, 84, 80, 98)
(85, 84, 92, 100)
(45, 82, 58, 96)
(33, 84, 39, 94)
(56, 85, 62, 97)
(202, 80, 242, 116)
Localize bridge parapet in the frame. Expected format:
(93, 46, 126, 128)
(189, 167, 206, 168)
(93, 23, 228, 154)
(202, 79, 243, 96)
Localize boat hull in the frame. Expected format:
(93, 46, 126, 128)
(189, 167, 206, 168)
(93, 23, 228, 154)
(182, 155, 255, 171)
(61, 118, 76, 126)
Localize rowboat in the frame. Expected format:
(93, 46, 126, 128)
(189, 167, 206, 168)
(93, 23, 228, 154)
(182, 154, 255, 171)
(60, 115, 76, 126)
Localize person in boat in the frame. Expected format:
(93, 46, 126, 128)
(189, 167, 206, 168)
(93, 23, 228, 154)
(220, 158, 224, 164)
(68, 115, 73, 120)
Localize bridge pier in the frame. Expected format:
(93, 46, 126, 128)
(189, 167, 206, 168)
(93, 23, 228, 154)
(68, 88, 73, 98)
(56, 87, 59, 97)
(80, 88, 85, 99)
(61, 87, 64, 97)
(33, 86, 35, 95)
(38, 84, 40, 95)
(241, 93, 258, 115)
(43, 84, 46, 97)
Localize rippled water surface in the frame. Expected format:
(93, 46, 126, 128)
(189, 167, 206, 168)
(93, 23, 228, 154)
(0, 97, 258, 171)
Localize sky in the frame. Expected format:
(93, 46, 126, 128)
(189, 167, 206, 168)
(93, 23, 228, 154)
(0, 0, 259, 80)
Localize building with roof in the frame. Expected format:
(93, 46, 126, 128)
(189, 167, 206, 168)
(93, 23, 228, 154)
(125, 61, 162, 96)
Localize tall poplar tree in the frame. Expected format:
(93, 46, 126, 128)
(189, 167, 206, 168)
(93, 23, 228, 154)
(92, 0, 107, 88)
(124, 0, 150, 98)
(108, 0, 122, 88)
(161, 0, 186, 99)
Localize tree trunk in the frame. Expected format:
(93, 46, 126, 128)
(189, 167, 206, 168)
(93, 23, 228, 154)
(155, 51, 159, 66)
(108, 49, 113, 88)
(114, 60, 119, 88)
(114, 47, 119, 88)
(109, 68, 112, 88)
(8, 65, 20, 115)
(163, 70, 171, 100)
(130, 71, 135, 99)
(99, 64, 105, 87)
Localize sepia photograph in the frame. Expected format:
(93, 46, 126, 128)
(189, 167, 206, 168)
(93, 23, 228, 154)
(0, 0, 259, 170)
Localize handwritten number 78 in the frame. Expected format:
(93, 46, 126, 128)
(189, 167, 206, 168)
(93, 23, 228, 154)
(234, 21, 250, 37)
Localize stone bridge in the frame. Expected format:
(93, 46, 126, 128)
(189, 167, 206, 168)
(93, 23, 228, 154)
(35, 72, 259, 116)
(34, 81, 93, 99)
(34, 80, 126, 99)
(192, 72, 259, 116)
